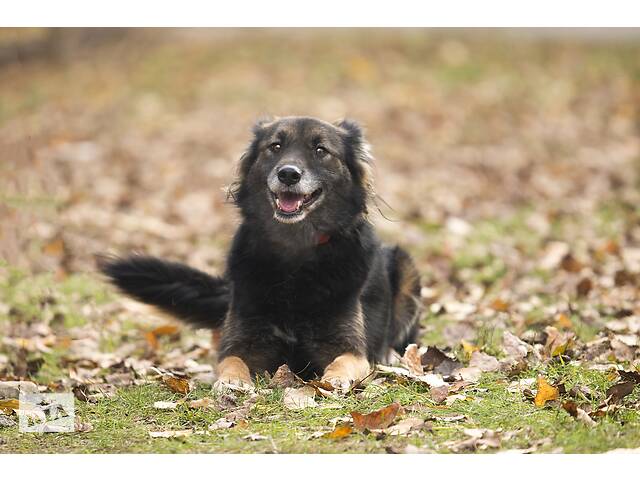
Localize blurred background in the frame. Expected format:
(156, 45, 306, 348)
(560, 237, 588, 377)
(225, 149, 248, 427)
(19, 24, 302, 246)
(1, 28, 640, 290)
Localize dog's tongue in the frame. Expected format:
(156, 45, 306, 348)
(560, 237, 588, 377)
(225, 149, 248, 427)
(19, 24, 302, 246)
(278, 193, 303, 213)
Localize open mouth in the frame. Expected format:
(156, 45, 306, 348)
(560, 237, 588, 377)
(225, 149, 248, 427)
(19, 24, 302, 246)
(271, 189, 323, 219)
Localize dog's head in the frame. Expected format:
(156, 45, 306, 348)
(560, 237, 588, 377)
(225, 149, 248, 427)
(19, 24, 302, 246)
(230, 116, 374, 246)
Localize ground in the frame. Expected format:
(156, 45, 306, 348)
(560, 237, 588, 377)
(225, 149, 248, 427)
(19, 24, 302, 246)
(1, 29, 640, 453)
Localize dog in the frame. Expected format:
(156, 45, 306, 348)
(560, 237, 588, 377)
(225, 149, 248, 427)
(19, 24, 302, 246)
(99, 116, 421, 391)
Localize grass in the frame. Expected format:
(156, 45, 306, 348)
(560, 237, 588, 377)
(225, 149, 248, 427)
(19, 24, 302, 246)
(2, 366, 639, 453)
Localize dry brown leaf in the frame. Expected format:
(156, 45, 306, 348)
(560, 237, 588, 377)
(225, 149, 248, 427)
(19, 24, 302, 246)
(560, 253, 583, 273)
(421, 346, 462, 375)
(555, 313, 573, 330)
(576, 277, 593, 297)
(283, 386, 317, 410)
(351, 402, 401, 431)
(324, 424, 352, 439)
(384, 417, 425, 436)
(269, 364, 299, 389)
(188, 397, 215, 409)
(43, 238, 65, 257)
(606, 382, 636, 404)
(145, 324, 180, 350)
(446, 428, 502, 452)
(0, 398, 20, 414)
(430, 385, 449, 404)
(162, 375, 191, 395)
(469, 351, 500, 372)
(502, 331, 530, 360)
(74, 418, 94, 433)
(453, 366, 482, 383)
(490, 298, 509, 312)
(402, 343, 423, 375)
(534, 376, 559, 407)
(544, 326, 574, 357)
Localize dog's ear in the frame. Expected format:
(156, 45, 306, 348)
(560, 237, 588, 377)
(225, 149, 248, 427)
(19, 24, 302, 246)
(334, 118, 375, 205)
(334, 118, 364, 140)
(334, 119, 373, 163)
(252, 116, 277, 135)
(227, 118, 275, 204)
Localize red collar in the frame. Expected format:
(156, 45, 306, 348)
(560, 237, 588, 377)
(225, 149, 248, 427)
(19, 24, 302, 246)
(317, 233, 331, 245)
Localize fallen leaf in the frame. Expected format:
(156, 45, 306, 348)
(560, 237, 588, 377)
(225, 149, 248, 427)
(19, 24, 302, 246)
(324, 424, 352, 439)
(145, 325, 180, 350)
(534, 376, 559, 407)
(0, 399, 20, 414)
(188, 397, 215, 409)
(618, 370, 640, 384)
(208, 418, 234, 430)
(153, 401, 178, 410)
(430, 385, 449, 404)
(453, 366, 482, 383)
(576, 409, 597, 427)
(269, 364, 299, 389)
(469, 351, 500, 372)
(539, 242, 570, 270)
(162, 375, 191, 395)
(544, 326, 574, 357)
(446, 428, 501, 452)
(421, 346, 462, 375)
(576, 277, 593, 297)
(384, 417, 425, 436)
(445, 394, 468, 406)
(555, 313, 573, 330)
(283, 386, 317, 410)
(490, 298, 510, 312)
(560, 253, 583, 273)
(351, 402, 401, 431)
(606, 382, 636, 404)
(74, 418, 94, 433)
(402, 344, 423, 375)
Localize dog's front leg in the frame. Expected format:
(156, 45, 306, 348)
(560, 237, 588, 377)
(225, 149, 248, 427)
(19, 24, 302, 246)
(321, 353, 370, 392)
(215, 355, 253, 391)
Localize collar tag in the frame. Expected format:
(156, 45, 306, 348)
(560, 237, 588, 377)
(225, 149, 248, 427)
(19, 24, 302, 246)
(317, 233, 330, 245)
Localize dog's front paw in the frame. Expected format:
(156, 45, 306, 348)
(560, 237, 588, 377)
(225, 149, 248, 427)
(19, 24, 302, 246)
(214, 356, 254, 392)
(213, 375, 254, 393)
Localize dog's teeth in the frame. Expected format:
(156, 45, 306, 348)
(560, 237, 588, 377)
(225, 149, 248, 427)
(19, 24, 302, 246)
(296, 200, 303, 210)
(276, 198, 281, 208)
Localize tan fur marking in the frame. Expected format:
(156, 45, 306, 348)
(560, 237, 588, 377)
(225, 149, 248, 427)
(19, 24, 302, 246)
(217, 356, 252, 385)
(393, 254, 422, 342)
(321, 353, 370, 386)
(211, 328, 222, 351)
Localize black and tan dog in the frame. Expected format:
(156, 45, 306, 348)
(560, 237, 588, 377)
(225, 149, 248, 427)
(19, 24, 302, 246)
(99, 116, 421, 391)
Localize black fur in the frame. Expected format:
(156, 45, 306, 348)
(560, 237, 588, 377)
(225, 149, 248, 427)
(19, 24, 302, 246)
(97, 255, 229, 329)
(99, 116, 421, 380)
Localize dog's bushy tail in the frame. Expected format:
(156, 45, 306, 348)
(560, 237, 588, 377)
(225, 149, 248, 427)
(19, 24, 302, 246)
(97, 255, 229, 329)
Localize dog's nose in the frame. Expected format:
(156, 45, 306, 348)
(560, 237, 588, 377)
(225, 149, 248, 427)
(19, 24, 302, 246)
(277, 165, 302, 186)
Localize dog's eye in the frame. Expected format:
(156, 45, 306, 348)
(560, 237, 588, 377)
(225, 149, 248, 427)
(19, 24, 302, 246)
(315, 146, 328, 157)
(270, 143, 281, 153)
